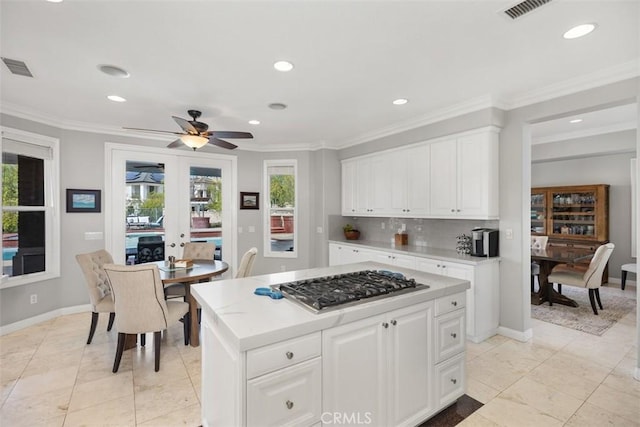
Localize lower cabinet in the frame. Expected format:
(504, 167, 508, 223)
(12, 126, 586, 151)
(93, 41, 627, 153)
(322, 302, 435, 426)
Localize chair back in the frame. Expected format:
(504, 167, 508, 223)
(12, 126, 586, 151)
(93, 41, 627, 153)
(76, 250, 114, 308)
(103, 263, 171, 334)
(530, 235, 548, 250)
(582, 243, 615, 288)
(236, 247, 258, 278)
(137, 241, 165, 263)
(182, 242, 216, 261)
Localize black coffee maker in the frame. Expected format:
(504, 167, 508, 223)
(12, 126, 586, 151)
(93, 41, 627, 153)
(470, 228, 499, 257)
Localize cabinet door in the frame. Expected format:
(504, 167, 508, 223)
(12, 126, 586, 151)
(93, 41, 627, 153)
(415, 258, 443, 275)
(392, 253, 416, 270)
(406, 144, 430, 216)
(341, 160, 357, 215)
(323, 315, 388, 426)
(457, 132, 498, 218)
(429, 139, 457, 216)
(329, 244, 344, 266)
(355, 158, 373, 214)
(386, 150, 408, 216)
(388, 302, 434, 425)
(370, 154, 391, 215)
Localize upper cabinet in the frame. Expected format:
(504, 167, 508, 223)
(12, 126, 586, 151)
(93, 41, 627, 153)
(341, 127, 499, 219)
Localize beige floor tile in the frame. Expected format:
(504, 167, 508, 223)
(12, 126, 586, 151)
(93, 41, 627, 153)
(500, 376, 582, 422)
(587, 383, 640, 424)
(1, 385, 72, 426)
(137, 402, 201, 426)
(189, 373, 201, 402)
(562, 336, 632, 370)
(0, 355, 30, 383)
(22, 347, 85, 378)
(602, 356, 640, 399)
(476, 395, 564, 427)
(456, 412, 501, 426)
(133, 354, 189, 388)
(134, 376, 199, 423)
(68, 371, 134, 413)
(467, 356, 527, 392)
(466, 377, 500, 404)
(63, 395, 135, 427)
(565, 401, 640, 427)
(9, 366, 78, 400)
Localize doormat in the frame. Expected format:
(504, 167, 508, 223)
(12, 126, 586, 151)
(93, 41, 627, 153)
(531, 285, 636, 336)
(418, 395, 483, 426)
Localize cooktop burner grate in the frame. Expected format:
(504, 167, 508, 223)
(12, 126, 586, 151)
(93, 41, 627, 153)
(277, 270, 427, 312)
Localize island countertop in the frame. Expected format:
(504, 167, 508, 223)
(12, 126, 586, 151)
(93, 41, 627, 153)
(191, 261, 470, 352)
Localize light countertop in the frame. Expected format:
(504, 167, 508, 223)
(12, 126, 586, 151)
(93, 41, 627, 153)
(329, 239, 501, 265)
(191, 262, 470, 352)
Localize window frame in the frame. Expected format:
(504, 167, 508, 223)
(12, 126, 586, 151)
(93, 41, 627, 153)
(263, 159, 298, 258)
(1, 127, 60, 289)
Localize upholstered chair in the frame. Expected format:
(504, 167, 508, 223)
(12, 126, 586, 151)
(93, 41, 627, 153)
(103, 263, 190, 372)
(530, 236, 548, 292)
(236, 247, 258, 278)
(75, 250, 116, 344)
(547, 243, 615, 315)
(164, 242, 217, 300)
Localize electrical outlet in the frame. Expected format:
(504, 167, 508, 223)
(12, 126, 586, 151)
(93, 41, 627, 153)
(316, 226, 323, 234)
(381, 222, 385, 230)
(30, 294, 37, 304)
(401, 223, 406, 232)
(505, 229, 513, 240)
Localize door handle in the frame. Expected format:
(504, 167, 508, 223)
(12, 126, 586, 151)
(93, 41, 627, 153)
(180, 242, 185, 247)
(169, 243, 176, 248)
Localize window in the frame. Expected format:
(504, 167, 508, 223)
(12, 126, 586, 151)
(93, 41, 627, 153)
(1, 127, 60, 288)
(264, 160, 297, 258)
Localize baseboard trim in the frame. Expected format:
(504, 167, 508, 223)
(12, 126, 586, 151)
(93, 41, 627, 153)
(497, 326, 533, 342)
(0, 304, 91, 336)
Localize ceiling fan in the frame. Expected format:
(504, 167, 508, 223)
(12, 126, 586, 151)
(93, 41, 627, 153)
(124, 110, 253, 150)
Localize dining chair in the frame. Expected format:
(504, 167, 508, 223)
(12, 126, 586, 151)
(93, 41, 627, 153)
(103, 263, 190, 372)
(547, 243, 615, 315)
(530, 236, 548, 292)
(164, 242, 217, 300)
(236, 247, 258, 278)
(75, 250, 116, 344)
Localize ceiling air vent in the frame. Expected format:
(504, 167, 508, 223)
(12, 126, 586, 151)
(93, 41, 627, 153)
(1, 57, 33, 77)
(503, 0, 552, 20)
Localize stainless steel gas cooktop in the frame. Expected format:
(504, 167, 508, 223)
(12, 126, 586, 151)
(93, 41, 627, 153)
(275, 270, 428, 313)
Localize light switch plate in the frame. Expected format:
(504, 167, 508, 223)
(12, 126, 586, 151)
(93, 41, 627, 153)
(316, 226, 323, 234)
(505, 229, 513, 240)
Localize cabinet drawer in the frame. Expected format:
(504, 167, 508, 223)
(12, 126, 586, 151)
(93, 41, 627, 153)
(435, 309, 465, 363)
(247, 357, 322, 427)
(435, 353, 465, 407)
(247, 332, 321, 379)
(435, 292, 466, 316)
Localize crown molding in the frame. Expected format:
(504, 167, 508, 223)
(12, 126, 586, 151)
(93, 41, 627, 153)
(504, 61, 640, 110)
(532, 121, 637, 145)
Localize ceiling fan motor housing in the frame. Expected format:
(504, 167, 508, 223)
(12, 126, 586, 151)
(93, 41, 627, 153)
(187, 110, 208, 133)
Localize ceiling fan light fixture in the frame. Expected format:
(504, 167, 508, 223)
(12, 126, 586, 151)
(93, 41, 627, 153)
(181, 134, 209, 149)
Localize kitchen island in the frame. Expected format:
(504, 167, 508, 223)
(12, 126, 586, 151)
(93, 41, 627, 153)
(192, 262, 470, 427)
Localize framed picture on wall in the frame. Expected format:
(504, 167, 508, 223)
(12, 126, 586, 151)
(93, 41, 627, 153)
(66, 189, 101, 213)
(240, 192, 259, 210)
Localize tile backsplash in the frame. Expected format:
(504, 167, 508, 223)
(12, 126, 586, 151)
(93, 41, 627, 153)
(329, 215, 498, 251)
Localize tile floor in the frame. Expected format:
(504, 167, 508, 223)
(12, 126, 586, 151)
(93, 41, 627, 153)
(0, 284, 637, 427)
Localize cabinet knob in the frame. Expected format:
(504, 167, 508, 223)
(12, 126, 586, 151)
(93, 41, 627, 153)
(180, 242, 185, 247)
(437, 264, 441, 268)
(451, 301, 457, 307)
(286, 400, 294, 410)
(450, 378, 457, 385)
(285, 351, 294, 360)
(382, 322, 389, 328)
(456, 209, 461, 212)
(451, 209, 455, 212)
(390, 320, 397, 326)
(169, 243, 176, 248)
(450, 332, 457, 339)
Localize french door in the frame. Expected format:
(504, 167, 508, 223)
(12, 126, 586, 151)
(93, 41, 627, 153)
(105, 143, 237, 272)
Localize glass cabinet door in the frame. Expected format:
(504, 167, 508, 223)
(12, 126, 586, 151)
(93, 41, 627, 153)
(550, 190, 597, 238)
(530, 191, 546, 235)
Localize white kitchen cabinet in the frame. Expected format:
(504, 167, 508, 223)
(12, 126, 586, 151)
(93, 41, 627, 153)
(370, 250, 416, 270)
(342, 156, 388, 216)
(386, 144, 430, 217)
(341, 159, 357, 215)
(435, 353, 466, 408)
(329, 243, 379, 266)
(323, 302, 434, 427)
(415, 257, 498, 343)
(429, 129, 499, 219)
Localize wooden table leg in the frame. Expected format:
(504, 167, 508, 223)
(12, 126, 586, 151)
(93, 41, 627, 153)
(185, 282, 200, 347)
(533, 261, 579, 307)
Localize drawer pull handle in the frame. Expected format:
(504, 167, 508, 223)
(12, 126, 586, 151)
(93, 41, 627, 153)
(390, 320, 397, 326)
(451, 301, 457, 306)
(286, 400, 294, 410)
(285, 351, 294, 360)
(450, 378, 457, 384)
(451, 333, 457, 339)
(382, 322, 389, 329)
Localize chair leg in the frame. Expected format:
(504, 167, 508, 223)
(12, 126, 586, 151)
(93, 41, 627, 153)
(87, 312, 99, 344)
(113, 332, 126, 373)
(531, 275, 535, 293)
(154, 331, 162, 372)
(107, 312, 115, 331)
(621, 270, 627, 290)
(140, 333, 146, 347)
(548, 282, 554, 306)
(594, 288, 603, 309)
(557, 284, 562, 294)
(588, 289, 598, 315)
(183, 313, 190, 346)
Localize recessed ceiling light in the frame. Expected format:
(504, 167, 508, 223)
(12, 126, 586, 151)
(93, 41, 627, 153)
(393, 98, 408, 105)
(46, 0, 63, 3)
(273, 61, 294, 72)
(248, 120, 261, 125)
(563, 23, 596, 39)
(268, 103, 287, 110)
(98, 64, 130, 78)
(569, 118, 583, 124)
(107, 95, 126, 103)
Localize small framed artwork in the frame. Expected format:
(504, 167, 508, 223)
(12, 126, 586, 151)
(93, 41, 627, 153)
(66, 189, 101, 213)
(240, 192, 259, 210)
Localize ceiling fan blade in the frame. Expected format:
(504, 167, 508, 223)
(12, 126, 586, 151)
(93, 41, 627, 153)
(167, 138, 183, 149)
(208, 131, 253, 139)
(123, 127, 183, 135)
(172, 116, 198, 134)
(209, 137, 237, 150)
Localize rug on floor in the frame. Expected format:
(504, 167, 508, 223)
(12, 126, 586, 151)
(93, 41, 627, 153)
(531, 285, 636, 335)
(419, 395, 483, 426)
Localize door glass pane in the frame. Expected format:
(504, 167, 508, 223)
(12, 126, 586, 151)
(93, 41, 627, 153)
(189, 166, 222, 260)
(266, 163, 296, 256)
(125, 161, 165, 264)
